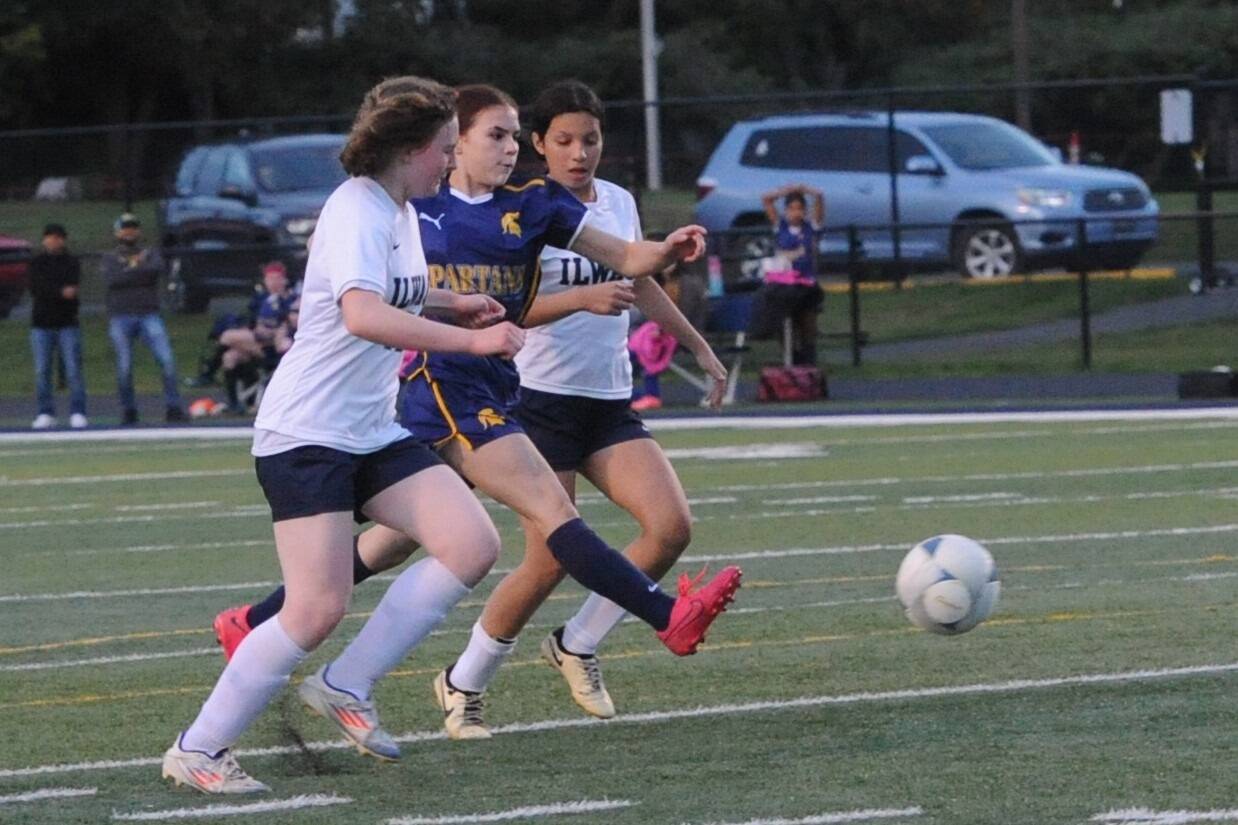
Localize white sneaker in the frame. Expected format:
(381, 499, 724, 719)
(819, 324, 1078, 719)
(161, 735, 269, 795)
(433, 669, 491, 740)
(69, 413, 88, 429)
(541, 629, 616, 719)
(31, 414, 56, 430)
(297, 666, 400, 761)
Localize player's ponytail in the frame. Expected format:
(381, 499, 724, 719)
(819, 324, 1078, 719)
(341, 76, 457, 178)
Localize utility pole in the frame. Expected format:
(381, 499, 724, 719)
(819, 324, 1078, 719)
(1012, 0, 1031, 131)
(640, 0, 663, 190)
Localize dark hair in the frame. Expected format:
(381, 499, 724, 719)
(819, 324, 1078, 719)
(43, 223, 67, 237)
(340, 76, 457, 177)
(784, 192, 806, 208)
(455, 84, 518, 135)
(529, 80, 605, 140)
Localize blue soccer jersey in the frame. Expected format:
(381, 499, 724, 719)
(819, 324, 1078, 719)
(402, 177, 589, 448)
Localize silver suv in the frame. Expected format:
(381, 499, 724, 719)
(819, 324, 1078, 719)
(694, 111, 1159, 278)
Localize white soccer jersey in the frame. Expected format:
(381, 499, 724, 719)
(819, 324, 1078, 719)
(253, 176, 429, 455)
(515, 179, 640, 400)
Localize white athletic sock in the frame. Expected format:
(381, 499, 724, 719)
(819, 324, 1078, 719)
(327, 557, 470, 700)
(562, 593, 629, 656)
(180, 616, 308, 755)
(449, 621, 517, 693)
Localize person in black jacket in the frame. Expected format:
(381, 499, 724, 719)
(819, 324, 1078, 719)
(101, 213, 185, 424)
(29, 223, 88, 429)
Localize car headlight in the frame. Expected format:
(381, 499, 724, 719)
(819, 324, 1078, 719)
(1017, 188, 1072, 208)
(284, 217, 318, 237)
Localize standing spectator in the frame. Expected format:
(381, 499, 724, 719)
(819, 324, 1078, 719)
(28, 223, 87, 429)
(101, 213, 186, 424)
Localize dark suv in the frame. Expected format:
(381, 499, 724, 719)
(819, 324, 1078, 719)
(158, 133, 346, 312)
(0, 233, 32, 319)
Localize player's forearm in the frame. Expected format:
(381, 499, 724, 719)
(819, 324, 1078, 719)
(340, 290, 476, 354)
(633, 278, 709, 356)
(423, 288, 463, 313)
(571, 226, 664, 279)
(524, 290, 586, 327)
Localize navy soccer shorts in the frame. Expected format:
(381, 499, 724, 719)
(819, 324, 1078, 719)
(255, 437, 443, 523)
(513, 387, 654, 472)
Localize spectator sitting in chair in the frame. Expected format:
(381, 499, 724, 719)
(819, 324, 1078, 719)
(750, 183, 825, 366)
(218, 260, 295, 413)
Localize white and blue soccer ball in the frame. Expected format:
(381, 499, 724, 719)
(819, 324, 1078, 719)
(895, 534, 1001, 635)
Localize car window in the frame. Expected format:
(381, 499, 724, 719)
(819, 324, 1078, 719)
(921, 122, 1055, 170)
(740, 126, 933, 173)
(221, 149, 254, 192)
(174, 148, 209, 196)
(194, 148, 229, 196)
(250, 141, 347, 193)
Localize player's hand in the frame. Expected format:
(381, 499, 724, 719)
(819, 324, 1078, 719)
(469, 321, 525, 359)
(663, 224, 707, 264)
(456, 293, 506, 329)
(693, 347, 728, 409)
(579, 281, 636, 316)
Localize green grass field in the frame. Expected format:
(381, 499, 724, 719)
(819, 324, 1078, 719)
(1, 414, 1235, 824)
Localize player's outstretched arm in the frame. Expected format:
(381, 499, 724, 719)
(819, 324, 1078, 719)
(523, 280, 636, 327)
(340, 288, 524, 358)
(570, 223, 707, 279)
(632, 277, 727, 409)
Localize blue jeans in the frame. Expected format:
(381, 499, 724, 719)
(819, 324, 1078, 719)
(109, 314, 183, 412)
(30, 326, 87, 416)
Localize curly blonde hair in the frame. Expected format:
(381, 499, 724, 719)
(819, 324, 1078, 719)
(340, 76, 458, 177)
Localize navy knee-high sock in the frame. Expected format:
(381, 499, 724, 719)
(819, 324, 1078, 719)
(245, 537, 372, 628)
(545, 518, 674, 630)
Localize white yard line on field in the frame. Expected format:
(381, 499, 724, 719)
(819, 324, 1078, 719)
(690, 808, 923, 825)
(111, 794, 351, 821)
(2, 661, 1234, 780)
(385, 799, 636, 824)
(0, 786, 97, 804)
(0, 469, 247, 487)
(0, 648, 219, 672)
(7, 521, 1238, 604)
(114, 502, 220, 512)
(1092, 808, 1238, 824)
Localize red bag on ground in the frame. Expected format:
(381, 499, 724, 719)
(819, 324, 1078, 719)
(758, 365, 827, 402)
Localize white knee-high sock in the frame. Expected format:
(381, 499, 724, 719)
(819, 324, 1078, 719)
(328, 557, 470, 700)
(562, 593, 629, 656)
(180, 616, 308, 755)
(449, 621, 516, 693)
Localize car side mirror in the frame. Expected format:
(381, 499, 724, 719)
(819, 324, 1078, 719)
(219, 185, 257, 206)
(905, 155, 944, 175)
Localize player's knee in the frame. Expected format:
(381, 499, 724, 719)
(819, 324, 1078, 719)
(282, 592, 349, 648)
(454, 521, 501, 582)
(651, 510, 692, 558)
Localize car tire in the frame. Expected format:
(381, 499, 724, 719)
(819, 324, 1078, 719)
(739, 234, 775, 281)
(952, 222, 1021, 279)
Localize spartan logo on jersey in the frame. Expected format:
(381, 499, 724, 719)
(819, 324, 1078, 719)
(500, 211, 522, 238)
(389, 276, 426, 309)
(477, 407, 505, 429)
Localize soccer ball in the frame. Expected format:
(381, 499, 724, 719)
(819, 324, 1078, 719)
(895, 534, 1001, 635)
(188, 397, 224, 419)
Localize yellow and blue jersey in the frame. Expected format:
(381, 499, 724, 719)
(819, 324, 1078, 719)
(401, 177, 589, 448)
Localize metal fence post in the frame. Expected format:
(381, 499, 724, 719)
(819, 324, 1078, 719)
(847, 225, 863, 367)
(1197, 173, 1215, 292)
(1076, 218, 1092, 370)
(122, 123, 134, 212)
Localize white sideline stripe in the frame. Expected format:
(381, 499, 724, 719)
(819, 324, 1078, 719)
(2, 662, 1234, 780)
(386, 799, 635, 824)
(0, 469, 246, 487)
(0, 407, 1234, 448)
(647, 408, 1238, 430)
(764, 495, 879, 506)
(71, 540, 271, 556)
(0, 648, 218, 672)
(9, 522, 1238, 604)
(0, 786, 97, 804)
(114, 501, 220, 512)
(692, 807, 923, 825)
(110, 793, 351, 821)
(0, 503, 93, 515)
(663, 444, 827, 460)
(1092, 809, 1238, 824)
(0, 510, 266, 530)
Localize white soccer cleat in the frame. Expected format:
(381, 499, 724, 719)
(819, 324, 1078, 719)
(297, 666, 401, 762)
(31, 414, 56, 430)
(69, 413, 88, 429)
(541, 629, 616, 719)
(161, 735, 269, 795)
(433, 669, 491, 740)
